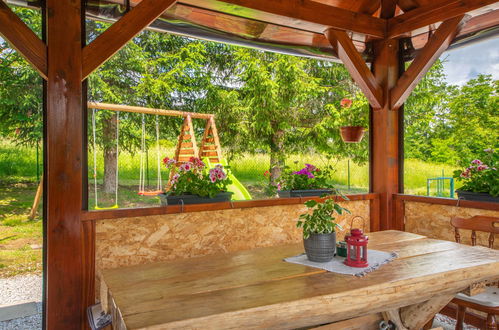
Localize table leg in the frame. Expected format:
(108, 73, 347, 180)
(382, 294, 454, 329)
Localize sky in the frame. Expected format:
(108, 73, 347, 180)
(441, 37, 499, 86)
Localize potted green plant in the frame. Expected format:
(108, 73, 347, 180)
(453, 148, 498, 203)
(270, 163, 337, 198)
(339, 94, 368, 143)
(160, 157, 233, 205)
(297, 198, 350, 262)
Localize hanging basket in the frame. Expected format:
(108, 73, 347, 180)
(340, 126, 365, 143)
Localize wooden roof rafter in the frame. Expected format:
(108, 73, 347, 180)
(180, 0, 387, 38)
(387, 0, 499, 38)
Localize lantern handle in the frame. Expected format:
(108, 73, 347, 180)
(349, 215, 367, 232)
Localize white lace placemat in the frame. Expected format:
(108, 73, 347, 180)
(284, 249, 398, 277)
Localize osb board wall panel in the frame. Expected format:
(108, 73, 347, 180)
(405, 201, 499, 248)
(95, 200, 370, 271)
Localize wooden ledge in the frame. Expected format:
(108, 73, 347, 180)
(393, 194, 499, 211)
(81, 193, 379, 221)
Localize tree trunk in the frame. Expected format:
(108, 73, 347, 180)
(102, 113, 118, 194)
(269, 129, 285, 185)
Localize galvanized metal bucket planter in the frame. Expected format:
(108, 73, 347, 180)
(303, 232, 336, 262)
(277, 189, 333, 198)
(456, 190, 499, 203)
(160, 192, 233, 206)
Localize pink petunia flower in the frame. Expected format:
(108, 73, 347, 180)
(471, 159, 482, 165)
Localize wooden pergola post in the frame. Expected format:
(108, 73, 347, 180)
(370, 38, 403, 230)
(44, 0, 90, 327)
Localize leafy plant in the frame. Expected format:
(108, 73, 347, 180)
(453, 148, 499, 197)
(297, 198, 350, 239)
(267, 163, 337, 194)
(336, 93, 369, 126)
(164, 157, 232, 198)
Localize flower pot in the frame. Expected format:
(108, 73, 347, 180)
(456, 190, 499, 203)
(277, 189, 333, 198)
(340, 126, 365, 143)
(160, 192, 233, 206)
(303, 232, 336, 262)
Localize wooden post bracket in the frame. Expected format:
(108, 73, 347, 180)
(324, 29, 384, 110)
(82, 0, 177, 79)
(390, 15, 468, 110)
(0, 0, 47, 79)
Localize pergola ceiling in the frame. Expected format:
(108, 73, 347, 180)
(94, 0, 499, 61)
(9, 0, 499, 61)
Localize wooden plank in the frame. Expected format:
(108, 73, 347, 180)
(101, 236, 499, 329)
(0, 0, 47, 79)
(28, 176, 43, 220)
(390, 16, 466, 110)
(370, 38, 401, 230)
(393, 194, 499, 211)
(45, 0, 87, 327)
(311, 313, 383, 329)
(88, 102, 213, 119)
(178, 149, 195, 155)
(370, 196, 381, 232)
(393, 194, 405, 231)
(387, 0, 497, 38)
(82, 0, 177, 79)
(180, 0, 386, 38)
(325, 29, 383, 109)
(81, 193, 380, 221)
(201, 151, 218, 157)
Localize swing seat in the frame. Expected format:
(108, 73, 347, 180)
(94, 204, 119, 210)
(138, 190, 163, 196)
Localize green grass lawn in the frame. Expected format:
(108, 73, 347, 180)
(0, 182, 43, 277)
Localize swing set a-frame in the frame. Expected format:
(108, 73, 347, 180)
(30, 102, 248, 216)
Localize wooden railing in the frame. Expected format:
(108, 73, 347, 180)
(81, 193, 380, 229)
(393, 194, 499, 231)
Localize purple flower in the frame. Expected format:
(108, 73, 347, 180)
(477, 165, 489, 171)
(484, 148, 494, 153)
(471, 159, 482, 165)
(305, 164, 317, 172)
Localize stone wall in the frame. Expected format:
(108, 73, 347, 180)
(404, 201, 499, 248)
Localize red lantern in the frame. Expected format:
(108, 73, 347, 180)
(344, 228, 369, 268)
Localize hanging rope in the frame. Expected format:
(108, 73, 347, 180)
(138, 114, 163, 196)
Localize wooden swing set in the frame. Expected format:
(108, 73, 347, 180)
(29, 102, 225, 215)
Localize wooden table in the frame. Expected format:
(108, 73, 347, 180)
(100, 230, 499, 329)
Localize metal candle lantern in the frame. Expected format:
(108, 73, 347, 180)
(344, 228, 369, 267)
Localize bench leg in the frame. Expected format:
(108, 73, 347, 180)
(486, 313, 497, 330)
(455, 305, 466, 330)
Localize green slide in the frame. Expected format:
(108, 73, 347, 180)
(205, 158, 252, 200)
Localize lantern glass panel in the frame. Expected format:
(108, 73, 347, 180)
(349, 245, 357, 259)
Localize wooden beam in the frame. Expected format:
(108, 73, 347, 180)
(400, 294, 454, 329)
(387, 0, 496, 38)
(82, 0, 177, 79)
(45, 0, 87, 327)
(88, 102, 214, 119)
(325, 29, 383, 109)
(390, 15, 466, 110)
(0, 0, 47, 79)
(181, 0, 386, 38)
(370, 38, 401, 230)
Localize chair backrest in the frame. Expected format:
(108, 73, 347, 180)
(450, 216, 499, 248)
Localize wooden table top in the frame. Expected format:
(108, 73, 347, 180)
(101, 230, 499, 329)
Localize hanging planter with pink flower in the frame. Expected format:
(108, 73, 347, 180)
(339, 96, 367, 143)
(160, 157, 233, 205)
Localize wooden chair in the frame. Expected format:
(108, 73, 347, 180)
(450, 216, 499, 330)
